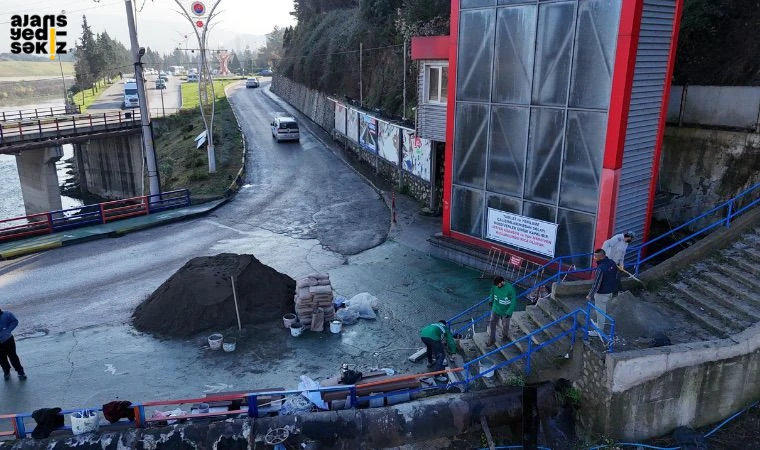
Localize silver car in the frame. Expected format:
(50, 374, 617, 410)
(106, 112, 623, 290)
(245, 78, 259, 88)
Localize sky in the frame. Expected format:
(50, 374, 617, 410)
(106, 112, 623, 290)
(0, 0, 296, 54)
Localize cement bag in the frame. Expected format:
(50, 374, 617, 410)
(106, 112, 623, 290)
(71, 410, 99, 435)
(347, 292, 379, 311)
(311, 307, 325, 332)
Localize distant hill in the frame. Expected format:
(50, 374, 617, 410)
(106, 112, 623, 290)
(0, 61, 75, 78)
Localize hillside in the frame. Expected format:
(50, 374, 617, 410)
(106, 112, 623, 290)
(279, 0, 758, 118)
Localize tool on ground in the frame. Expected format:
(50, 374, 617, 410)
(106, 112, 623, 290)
(618, 265, 646, 286)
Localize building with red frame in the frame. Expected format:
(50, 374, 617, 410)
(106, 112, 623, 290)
(413, 0, 683, 268)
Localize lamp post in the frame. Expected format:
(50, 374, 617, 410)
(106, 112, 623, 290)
(57, 53, 68, 110)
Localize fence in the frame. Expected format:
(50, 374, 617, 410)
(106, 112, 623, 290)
(667, 85, 760, 131)
(0, 105, 80, 123)
(0, 110, 141, 147)
(0, 189, 191, 243)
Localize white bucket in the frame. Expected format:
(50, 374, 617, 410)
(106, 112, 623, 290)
(208, 333, 223, 350)
(330, 320, 342, 334)
(290, 323, 303, 337)
(283, 313, 297, 328)
(479, 358, 496, 378)
(71, 410, 99, 435)
(223, 337, 237, 352)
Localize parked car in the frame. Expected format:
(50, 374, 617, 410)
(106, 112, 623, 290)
(155, 78, 166, 89)
(187, 73, 199, 82)
(270, 116, 300, 142)
(258, 69, 273, 76)
(159, 71, 170, 81)
(245, 77, 259, 88)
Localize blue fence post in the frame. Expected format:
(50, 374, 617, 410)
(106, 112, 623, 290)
(584, 303, 591, 339)
(571, 312, 578, 347)
(726, 201, 733, 228)
(608, 321, 616, 353)
(349, 386, 357, 408)
(14, 416, 26, 439)
(135, 404, 146, 428)
(247, 394, 258, 418)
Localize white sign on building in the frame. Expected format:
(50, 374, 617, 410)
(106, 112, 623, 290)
(486, 208, 558, 257)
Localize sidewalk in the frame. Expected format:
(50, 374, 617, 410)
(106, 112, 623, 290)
(0, 199, 226, 260)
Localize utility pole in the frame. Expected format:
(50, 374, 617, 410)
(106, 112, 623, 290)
(359, 42, 363, 107)
(402, 39, 407, 120)
(125, 0, 160, 198)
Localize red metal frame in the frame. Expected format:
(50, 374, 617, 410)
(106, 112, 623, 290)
(411, 36, 450, 60)
(593, 0, 644, 250)
(643, 0, 684, 244)
(441, 0, 460, 237)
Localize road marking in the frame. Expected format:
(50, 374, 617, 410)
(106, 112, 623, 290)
(104, 364, 118, 375)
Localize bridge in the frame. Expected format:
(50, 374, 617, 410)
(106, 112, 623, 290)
(0, 110, 141, 153)
(0, 107, 145, 219)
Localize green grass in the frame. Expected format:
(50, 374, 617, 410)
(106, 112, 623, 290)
(0, 61, 74, 78)
(180, 79, 243, 110)
(74, 78, 116, 112)
(152, 95, 243, 200)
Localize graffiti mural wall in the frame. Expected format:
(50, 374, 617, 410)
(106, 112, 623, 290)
(402, 129, 431, 182)
(335, 103, 346, 135)
(359, 114, 378, 153)
(377, 121, 399, 165)
(347, 108, 359, 142)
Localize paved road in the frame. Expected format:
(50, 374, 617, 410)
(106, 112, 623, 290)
(85, 74, 181, 116)
(0, 82, 484, 416)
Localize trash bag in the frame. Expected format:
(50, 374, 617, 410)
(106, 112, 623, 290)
(347, 303, 376, 320)
(347, 292, 379, 311)
(336, 308, 360, 325)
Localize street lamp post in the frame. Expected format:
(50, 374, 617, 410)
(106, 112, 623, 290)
(124, 0, 160, 198)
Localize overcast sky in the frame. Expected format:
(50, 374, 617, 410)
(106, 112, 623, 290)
(1, 0, 296, 54)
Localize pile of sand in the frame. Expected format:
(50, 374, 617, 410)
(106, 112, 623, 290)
(132, 253, 295, 338)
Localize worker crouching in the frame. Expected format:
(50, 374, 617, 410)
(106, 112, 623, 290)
(419, 320, 458, 382)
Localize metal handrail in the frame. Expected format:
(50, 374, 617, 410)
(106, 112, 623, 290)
(0, 105, 80, 123)
(0, 110, 141, 145)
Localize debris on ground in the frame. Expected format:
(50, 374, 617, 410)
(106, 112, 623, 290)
(133, 253, 295, 337)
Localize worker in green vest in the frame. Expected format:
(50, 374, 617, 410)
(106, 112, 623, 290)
(486, 276, 517, 347)
(419, 320, 458, 382)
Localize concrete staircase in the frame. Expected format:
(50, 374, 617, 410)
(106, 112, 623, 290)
(454, 225, 760, 387)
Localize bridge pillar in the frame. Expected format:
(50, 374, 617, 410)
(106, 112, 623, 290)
(77, 134, 143, 199)
(14, 145, 63, 216)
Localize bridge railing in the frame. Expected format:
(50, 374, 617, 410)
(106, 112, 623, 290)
(0, 105, 80, 123)
(0, 110, 141, 145)
(0, 189, 191, 243)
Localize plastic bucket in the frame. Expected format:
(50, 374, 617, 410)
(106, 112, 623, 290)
(283, 313, 297, 328)
(479, 358, 495, 378)
(208, 333, 223, 350)
(71, 410, 99, 435)
(223, 337, 237, 352)
(290, 323, 303, 337)
(330, 320, 342, 334)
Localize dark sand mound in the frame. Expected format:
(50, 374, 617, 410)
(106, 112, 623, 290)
(133, 253, 295, 338)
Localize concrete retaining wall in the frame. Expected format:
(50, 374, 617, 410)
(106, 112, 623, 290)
(657, 127, 760, 227)
(76, 133, 143, 200)
(270, 76, 334, 132)
(667, 85, 760, 131)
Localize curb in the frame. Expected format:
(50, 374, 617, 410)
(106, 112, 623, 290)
(0, 241, 62, 259)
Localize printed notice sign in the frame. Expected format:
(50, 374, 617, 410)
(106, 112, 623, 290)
(486, 208, 558, 257)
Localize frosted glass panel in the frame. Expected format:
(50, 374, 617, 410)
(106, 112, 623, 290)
(532, 2, 576, 106)
(556, 208, 595, 268)
(523, 201, 556, 223)
(525, 108, 565, 204)
(458, 10, 496, 102)
(462, 0, 495, 8)
(570, 0, 621, 109)
(451, 186, 484, 237)
(560, 111, 607, 213)
(487, 106, 529, 196)
(493, 6, 536, 104)
(488, 194, 521, 215)
(453, 103, 489, 189)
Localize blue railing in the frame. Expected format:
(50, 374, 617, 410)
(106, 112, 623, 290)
(633, 181, 760, 274)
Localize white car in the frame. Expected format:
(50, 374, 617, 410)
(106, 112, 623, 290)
(245, 78, 259, 88)
(271, 116, 300, 142)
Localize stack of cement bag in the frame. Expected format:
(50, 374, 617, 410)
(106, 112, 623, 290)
(294, 273, 336, 332)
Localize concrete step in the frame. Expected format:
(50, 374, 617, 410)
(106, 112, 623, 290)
(665, 285, 732, 338)
(457, 337, 500, 389)
(711, 261, 760, 298)
(728, 255, 760, 278)
(510, 315, 554, 370)
(523, 304, 577, 360)
(470, 332, 526, 386)
(697, 270, 760, 316)
(670, 280, 750, 331)
(738, 246, 760, 263)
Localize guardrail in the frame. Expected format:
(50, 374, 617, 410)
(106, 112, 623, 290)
(0, 110, 141, 146)
(0, 105, 80, 123)
(0, 189, 191, 243)
(633, 181, 760, 274)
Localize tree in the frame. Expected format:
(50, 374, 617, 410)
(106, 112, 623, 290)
(74, 15, 96, 92)
(256, 26, 286, 69)
(228, 52, 242, 74)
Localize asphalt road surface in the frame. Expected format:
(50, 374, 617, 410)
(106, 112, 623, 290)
(85, 74, 181, 116)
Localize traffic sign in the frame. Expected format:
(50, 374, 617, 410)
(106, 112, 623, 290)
(196, 20, 204, 28)
(191, 1, 205, 16)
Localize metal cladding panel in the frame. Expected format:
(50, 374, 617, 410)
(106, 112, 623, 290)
(615, 0, 676, 243)
(417, 62, 448, 141)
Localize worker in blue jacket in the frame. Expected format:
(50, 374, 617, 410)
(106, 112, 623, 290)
(0, 308, 26, 381)
(586, 249, 619, 338)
